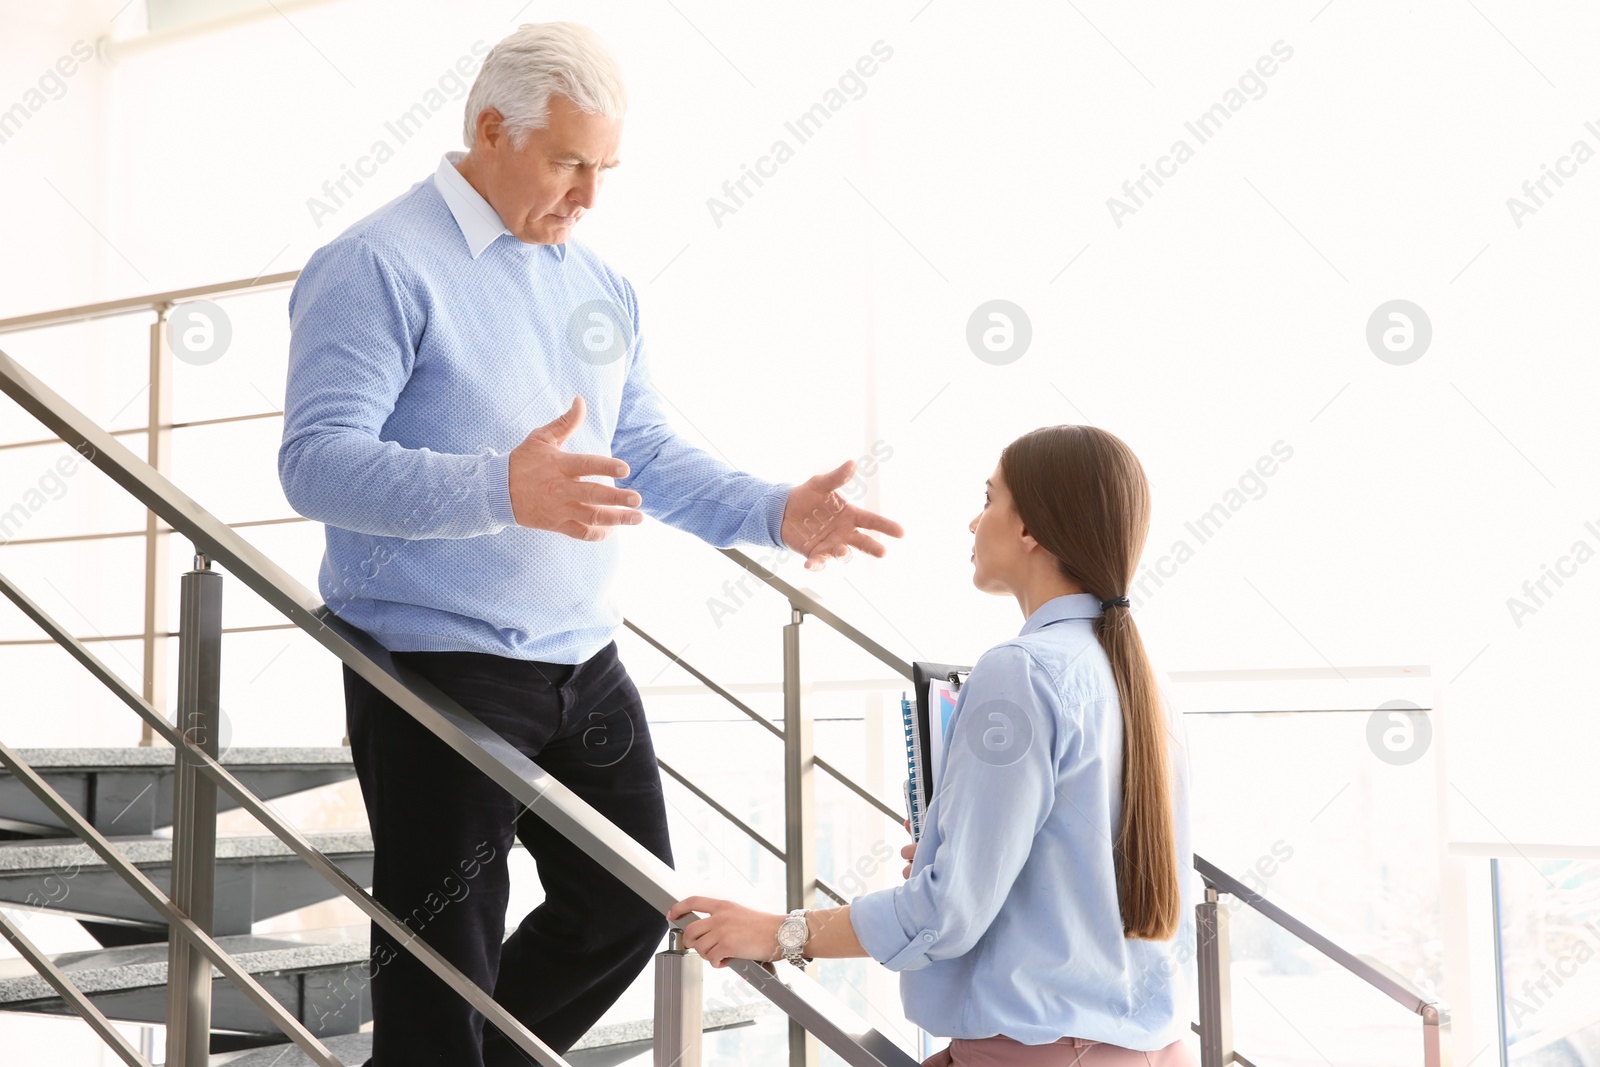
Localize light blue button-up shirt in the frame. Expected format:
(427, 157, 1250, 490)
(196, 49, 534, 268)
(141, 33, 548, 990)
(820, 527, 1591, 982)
(279, 152, 791, 662)
(850, 593, 1197, 1047)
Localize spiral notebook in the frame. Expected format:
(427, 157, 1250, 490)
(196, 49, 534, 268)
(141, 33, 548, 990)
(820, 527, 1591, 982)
(901, 660, 971, 842)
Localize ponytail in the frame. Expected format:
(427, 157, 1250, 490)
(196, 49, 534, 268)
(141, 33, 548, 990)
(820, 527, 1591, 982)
(1097, 602, 1179, 940)
(1000, 426, 1180, 941)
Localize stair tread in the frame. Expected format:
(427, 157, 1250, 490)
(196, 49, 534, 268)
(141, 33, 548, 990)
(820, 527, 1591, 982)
(0, 925, 368, 1003)
(568, 1000, 776, 1049)
(0, 830, 374, 872)
(3, 747, 353, 770)
(198, 1033, 371, 1067)
(201, 1033, 370, 1067)
(193, 1002, 777, 1065)
(6, 920, 779, 1052)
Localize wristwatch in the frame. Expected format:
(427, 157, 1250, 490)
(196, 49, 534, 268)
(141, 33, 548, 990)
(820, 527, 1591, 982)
(776, 908, 811, 968)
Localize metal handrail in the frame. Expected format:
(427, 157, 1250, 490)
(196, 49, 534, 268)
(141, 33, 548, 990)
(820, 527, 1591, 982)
(623, 618, 779, 737)
(717, 548, 910, 677)
(0, 271, 300, 334)
(0, 513, 303, 548)
(1194, 854, 1441, 1018)
(0, 622, 295, 646)
(623, 612, 911, 828)
(0, 904, 153, 1066)
(0, 346, 920, 1067)
(0, 410, 285, 454)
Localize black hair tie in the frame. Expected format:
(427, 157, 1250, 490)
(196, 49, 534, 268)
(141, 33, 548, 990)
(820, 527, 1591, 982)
(1101, 596, 1131, 611)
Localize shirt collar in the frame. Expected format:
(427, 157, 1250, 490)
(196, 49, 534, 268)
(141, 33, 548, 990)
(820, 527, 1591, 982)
(432, 151, 566, 262)
(1018, 592, 1104, 636)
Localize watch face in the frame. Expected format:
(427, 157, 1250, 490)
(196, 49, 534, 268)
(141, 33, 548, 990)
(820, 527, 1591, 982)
(777, 921, 804, 950)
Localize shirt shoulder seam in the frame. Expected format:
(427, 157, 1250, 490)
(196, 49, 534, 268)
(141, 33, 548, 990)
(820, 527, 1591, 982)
(979, 638, 1066, 698)
(981, 636, 1120, 723)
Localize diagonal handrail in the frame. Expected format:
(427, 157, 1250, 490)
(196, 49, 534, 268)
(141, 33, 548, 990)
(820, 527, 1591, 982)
(1193, 854, 1442, 1018)
(716, 548, 910, 677)
(0, 906, 153, 1067)
(0, 346, 921, 1067)
(628, 612, 907, 824)
(623, 618, 779, 737)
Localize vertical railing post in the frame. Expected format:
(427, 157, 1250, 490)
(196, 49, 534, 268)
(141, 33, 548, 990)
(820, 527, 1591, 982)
(1196, 885, 1234, 1067)
(654, 926, 703, 1067)
(1422, 1003, 1450, 1067)
(166, 552, 222, 1067)
(140, 304, 173, 745)
(782, 606, 818, 1067)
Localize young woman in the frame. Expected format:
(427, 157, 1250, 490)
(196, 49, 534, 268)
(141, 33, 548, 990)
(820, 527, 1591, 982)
(669, 425, 1196, 1066)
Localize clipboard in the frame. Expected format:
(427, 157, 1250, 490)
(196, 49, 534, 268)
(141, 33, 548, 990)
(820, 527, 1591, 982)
(902, 660, 972, 841)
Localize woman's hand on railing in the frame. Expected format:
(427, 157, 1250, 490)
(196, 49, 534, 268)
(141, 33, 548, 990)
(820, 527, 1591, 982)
(667, 896, 784, 969)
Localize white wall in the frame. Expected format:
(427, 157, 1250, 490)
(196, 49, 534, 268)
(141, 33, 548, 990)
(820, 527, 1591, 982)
(2, 0, 1575, 838)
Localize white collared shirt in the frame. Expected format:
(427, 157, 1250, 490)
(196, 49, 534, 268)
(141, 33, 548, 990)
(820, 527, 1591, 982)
(431, 150, 566, 262)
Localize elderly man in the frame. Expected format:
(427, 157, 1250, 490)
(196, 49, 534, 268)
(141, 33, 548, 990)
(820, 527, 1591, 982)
(278, 21, 902, 1067)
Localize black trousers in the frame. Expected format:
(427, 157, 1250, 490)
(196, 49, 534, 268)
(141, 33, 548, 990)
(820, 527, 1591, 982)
(342, 638, 674, 1066)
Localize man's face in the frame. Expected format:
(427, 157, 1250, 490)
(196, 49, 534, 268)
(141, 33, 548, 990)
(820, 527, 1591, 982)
(465, 93, 622, 244)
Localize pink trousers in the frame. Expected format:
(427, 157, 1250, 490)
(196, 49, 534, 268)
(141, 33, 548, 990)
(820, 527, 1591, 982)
(922, 1034, 1198, 1067)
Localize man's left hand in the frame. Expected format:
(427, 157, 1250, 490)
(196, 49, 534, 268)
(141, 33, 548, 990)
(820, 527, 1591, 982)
(667, 896, 784, 968)
(781, 460, 904, 571)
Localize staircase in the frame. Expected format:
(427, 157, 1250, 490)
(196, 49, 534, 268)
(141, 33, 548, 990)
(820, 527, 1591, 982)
(0, 751, 742, 1064)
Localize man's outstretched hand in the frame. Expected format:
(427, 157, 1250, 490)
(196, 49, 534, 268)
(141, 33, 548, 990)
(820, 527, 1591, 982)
(781, 460, 904, 570)
(508, 396, 644, 540)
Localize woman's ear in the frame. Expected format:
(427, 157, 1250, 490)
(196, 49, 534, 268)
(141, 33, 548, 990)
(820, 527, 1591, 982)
(1019, 526, 1040, 552)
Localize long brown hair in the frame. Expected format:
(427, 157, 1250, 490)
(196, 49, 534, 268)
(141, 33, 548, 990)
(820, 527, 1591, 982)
(1000, 424, 1180, 941)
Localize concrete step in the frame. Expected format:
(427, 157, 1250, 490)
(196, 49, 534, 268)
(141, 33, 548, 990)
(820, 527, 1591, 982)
(0, 831, 374, 937)
(0, 747, 356, 837)
(0, 925, 371, 1036)
(5, 924, 774, 1062)
(192, 1001, 777, 1067)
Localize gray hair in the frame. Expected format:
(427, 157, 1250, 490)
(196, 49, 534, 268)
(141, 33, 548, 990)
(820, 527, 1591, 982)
(463, 22, 627, 148)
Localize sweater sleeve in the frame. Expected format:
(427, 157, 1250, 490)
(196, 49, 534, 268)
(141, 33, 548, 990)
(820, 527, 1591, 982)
(277, 236, 519, 539)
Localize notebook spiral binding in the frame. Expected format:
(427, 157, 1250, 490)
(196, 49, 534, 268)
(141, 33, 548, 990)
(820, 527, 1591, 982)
(901, 693, 925, 841)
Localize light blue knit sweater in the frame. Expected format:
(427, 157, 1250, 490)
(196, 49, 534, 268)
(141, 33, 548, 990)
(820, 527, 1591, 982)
(279, 168, 790, 663)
